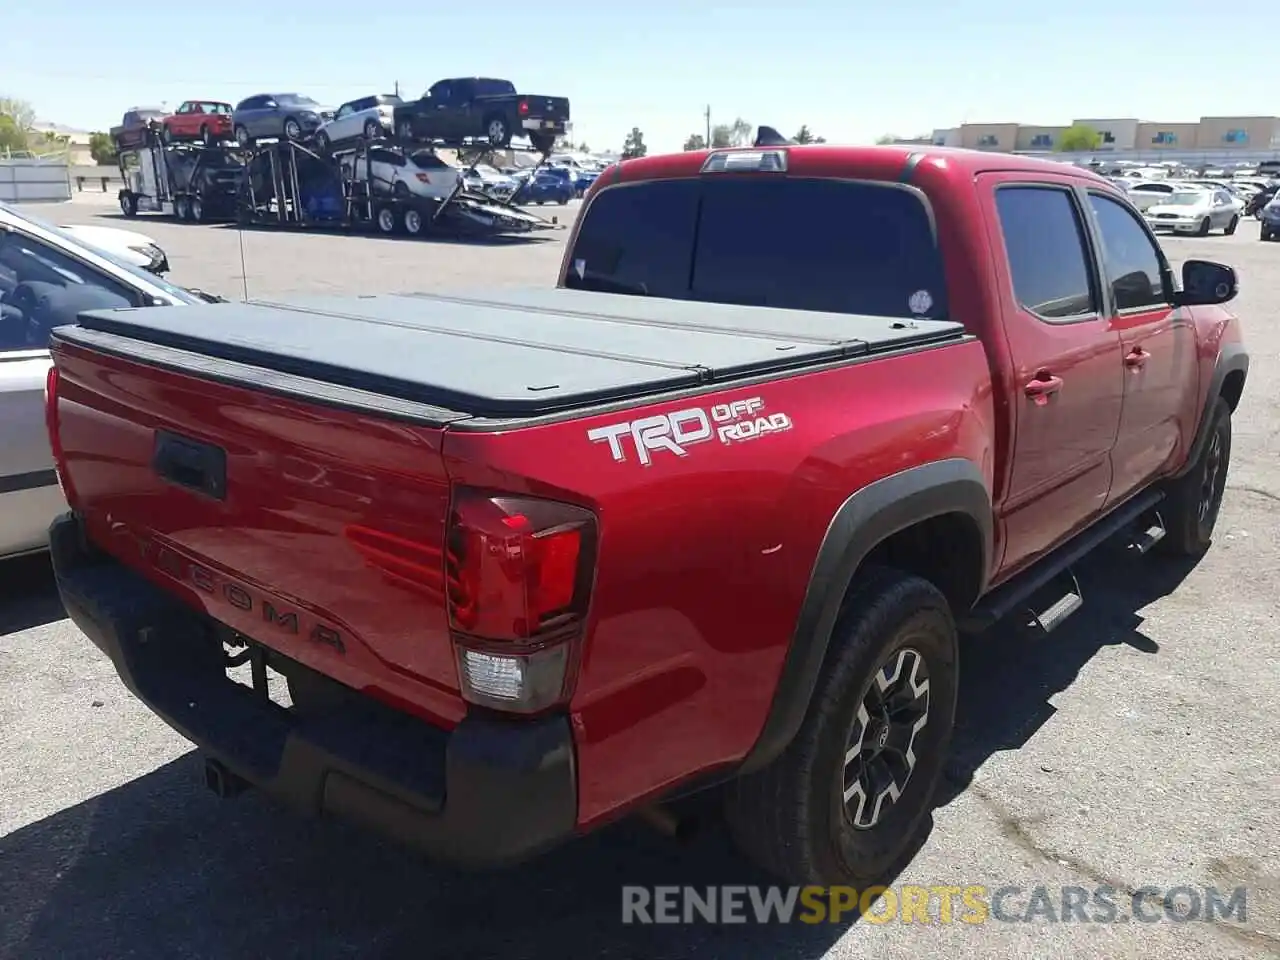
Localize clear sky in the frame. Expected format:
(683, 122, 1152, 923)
(4, 0, 1277, 154)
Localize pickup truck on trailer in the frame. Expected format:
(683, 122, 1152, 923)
(391, 77, 570, 153)
(45, 139, 1248, 886)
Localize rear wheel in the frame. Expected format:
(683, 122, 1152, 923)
(314, 131, 330, 154)
(1262, 228, 1273, 242)
(1225, 215, 1239, 236)
(200, 124, 212, 145)
(1158, 397, 1232, 558)
(724, 567, 958, 885)
(234, 125, 251, 147)
(283, 117, 302, 140)
(485, 114, 511, 147)
(397, 119, 415, 141)
(364, 119, 383, 140)
(119, 191, 138, 217)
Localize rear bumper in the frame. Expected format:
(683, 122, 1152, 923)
(49, 512, 578, 867)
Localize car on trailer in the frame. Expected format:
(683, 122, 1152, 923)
(110, 107, 166, 151)
(314, 94, 402, 153)
(160, 100, 235, 146)
(392, 78, 569, 153)
(232, 94, 336, 146)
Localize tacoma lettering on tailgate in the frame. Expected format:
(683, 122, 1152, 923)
(113, 526, 346, 653)
(586, 396, 793, 466)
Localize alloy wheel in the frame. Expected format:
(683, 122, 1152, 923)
(842, 647, 931, 830)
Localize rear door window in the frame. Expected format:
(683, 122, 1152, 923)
(566, 177, 947, 319)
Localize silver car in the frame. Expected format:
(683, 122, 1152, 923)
(1, 202, 206, 559)
(1142, 188, 1242, 236)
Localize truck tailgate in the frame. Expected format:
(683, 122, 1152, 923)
(49, 336, 466, 726)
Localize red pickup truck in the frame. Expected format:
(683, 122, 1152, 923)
(45, 139, 1247, 887)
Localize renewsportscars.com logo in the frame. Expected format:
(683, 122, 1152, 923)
(621, 884, 1250, 925)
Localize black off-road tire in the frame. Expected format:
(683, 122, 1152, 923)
(724, 566, 959, 886)
(1158, 397, 1232, 558)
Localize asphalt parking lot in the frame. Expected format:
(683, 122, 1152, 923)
(1, 196, 1278, 960)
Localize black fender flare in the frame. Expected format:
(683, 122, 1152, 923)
(739, 458, 993, 774)
(1171, 342, 1249, 480)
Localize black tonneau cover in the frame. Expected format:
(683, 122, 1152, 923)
(65, 288, 966, 419)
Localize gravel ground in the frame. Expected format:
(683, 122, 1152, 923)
(1, 197, 1277, 960)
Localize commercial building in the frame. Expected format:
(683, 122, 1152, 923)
(927, 115, 1280, 162)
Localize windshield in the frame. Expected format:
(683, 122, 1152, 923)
(1166, 192, 1207, 206)
(566, 177, 949, 319)
(3, 203, 202, 303)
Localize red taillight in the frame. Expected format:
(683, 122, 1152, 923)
(518, 99, 530, 116)
(446, 487, 596, 713)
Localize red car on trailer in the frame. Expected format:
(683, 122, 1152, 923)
(160, 100, 234, 146)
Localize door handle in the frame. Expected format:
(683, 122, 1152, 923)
(1024, 374, 1064, 401)
(1125, 348, 1150, 369)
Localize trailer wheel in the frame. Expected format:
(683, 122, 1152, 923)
(119, 192, 138, 218)
(174, 196, 190, 221)
(375, 205, 398, 234)
(403, 208, 425, 236)
(191, 197, 205, 222)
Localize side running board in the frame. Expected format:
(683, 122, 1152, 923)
(959, 488, 1166, 635)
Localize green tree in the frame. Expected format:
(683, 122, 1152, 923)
(710, 118, 753, 148)
(1056, 124, 1102, 152)
(793, 125, 826, 144)
(875, 133, 901, 144)
(621, 127, 647, 159)
(0, 96, 36, 153)
(683, 133, 707, 151)
(89, 132, 118, 165)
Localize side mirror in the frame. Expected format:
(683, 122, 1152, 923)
(1174, 259, 1238, 307)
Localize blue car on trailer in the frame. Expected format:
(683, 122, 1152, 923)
(515, 169, 575, 205)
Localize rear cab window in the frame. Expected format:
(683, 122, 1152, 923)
(565, 176, 949, 320)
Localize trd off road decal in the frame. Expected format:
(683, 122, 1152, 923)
(586, 396, 793, 466)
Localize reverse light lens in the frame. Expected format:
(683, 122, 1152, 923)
(457, 645, 569, 711)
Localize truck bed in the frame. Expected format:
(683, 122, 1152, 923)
(58, 288, 966, 422)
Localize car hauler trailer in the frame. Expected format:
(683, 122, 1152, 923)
(237, 136, 560, 238)
(116, 129, 246, 222)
